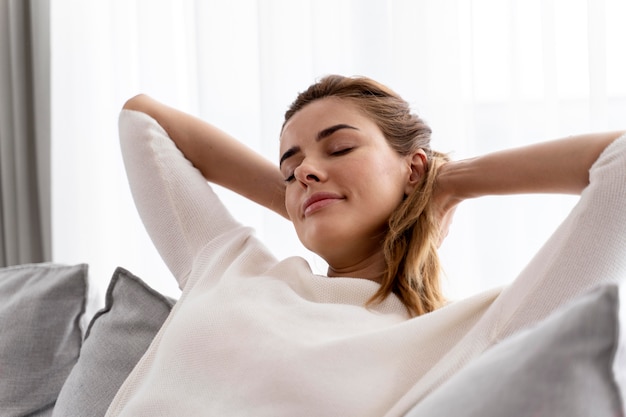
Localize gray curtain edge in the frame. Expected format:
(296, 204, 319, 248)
(0, 0, 51, 266)
(30, 0, 52, 263)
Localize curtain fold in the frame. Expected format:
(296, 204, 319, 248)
(0, 0, 51, 267)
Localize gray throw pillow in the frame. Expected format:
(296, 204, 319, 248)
(404, 284, 625, 417)
(0, 263, 87, 417)
(52, 267, 175, 417)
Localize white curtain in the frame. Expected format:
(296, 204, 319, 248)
(50, 0, 626, 301)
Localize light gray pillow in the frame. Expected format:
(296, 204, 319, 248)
(53, 267, 175, 417)
(0, 263, 87, 417)
(405, 284, 625, 417)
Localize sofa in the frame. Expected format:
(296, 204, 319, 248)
(1, 262, 624, 417)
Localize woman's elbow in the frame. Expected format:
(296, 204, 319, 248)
(122, 94, 151, 112)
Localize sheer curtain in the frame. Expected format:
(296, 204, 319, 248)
(50, 0, 626, 300)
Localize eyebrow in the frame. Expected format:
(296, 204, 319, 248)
(279, 123, 359, 167)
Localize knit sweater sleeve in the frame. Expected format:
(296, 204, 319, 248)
(494, 132, 626, 339)
(118, 109, 241, 289)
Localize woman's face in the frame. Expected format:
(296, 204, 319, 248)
(279, 97, 414, 270)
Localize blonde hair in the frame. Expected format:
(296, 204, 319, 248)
(283, 75, 449, 317)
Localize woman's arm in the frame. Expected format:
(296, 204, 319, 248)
(123, 94, 289, 219)
(437, 130, 626, 209)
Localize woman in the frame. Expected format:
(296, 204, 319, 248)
(107, 75, 625, 416)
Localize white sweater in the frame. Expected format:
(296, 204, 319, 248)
(106, 110, 626, 417)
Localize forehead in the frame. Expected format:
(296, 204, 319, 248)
(280, 98, 374, 146)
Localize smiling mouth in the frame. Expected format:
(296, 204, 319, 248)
(302, 193, 344, 217)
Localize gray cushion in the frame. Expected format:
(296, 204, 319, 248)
(405, 284, 625, 417)
(0, 263, 87, 417)
(53, 267, 174, 417)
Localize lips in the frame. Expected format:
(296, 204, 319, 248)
(302, 192, 344, 217)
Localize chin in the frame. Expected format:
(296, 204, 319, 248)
(296, 218, 386, 260)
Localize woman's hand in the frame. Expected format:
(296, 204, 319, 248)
(431, 130, 625, 246)
(432, 160, 463, 247)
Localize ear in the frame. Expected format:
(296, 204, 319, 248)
(404, 149, 428, 195)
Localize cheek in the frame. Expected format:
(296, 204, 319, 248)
(284, 189, 299, 220)
(355, 155, 406, 197)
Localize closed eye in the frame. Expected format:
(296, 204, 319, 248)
(284, 173, 295, 183)
(331, 147, 354, 156)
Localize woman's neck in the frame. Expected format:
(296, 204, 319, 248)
(326, 250, 386, 283)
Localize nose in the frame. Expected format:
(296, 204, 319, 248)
(294, 159, 324, 186)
